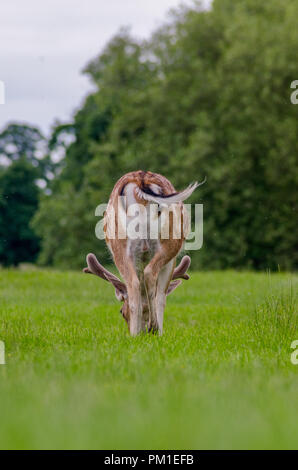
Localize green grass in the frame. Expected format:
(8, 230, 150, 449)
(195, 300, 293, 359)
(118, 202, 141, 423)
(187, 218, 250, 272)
(0, 268, 297, 450)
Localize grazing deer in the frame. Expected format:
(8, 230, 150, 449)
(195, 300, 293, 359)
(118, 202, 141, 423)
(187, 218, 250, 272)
(84, 170, 199, 336)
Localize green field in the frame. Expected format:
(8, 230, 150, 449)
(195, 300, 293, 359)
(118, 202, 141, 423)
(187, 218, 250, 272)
(0, 268, 297, 450)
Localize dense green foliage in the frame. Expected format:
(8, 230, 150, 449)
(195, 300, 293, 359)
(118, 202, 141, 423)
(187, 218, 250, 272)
(0, 269, 297, 448)
(0, 123, 49, 266)
(33, 0, 298, 270)
(0, 124, 59, 266)
(0, 158, 40, 266)
(2, 0, 298, 269)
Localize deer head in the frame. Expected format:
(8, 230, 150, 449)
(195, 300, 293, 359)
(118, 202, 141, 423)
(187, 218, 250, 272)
(83, 253, 191, 328)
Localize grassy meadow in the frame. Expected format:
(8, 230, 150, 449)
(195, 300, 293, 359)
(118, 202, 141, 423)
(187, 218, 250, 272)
(0, 268, 297, 449)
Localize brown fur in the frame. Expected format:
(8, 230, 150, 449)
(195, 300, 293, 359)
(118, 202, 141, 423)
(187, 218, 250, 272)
(102, 171, 192, 335)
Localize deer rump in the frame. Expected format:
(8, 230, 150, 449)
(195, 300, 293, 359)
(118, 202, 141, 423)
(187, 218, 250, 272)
(104, 172, 198, 263)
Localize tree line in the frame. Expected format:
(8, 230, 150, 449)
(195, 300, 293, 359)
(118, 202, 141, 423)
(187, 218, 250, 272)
(0, 0, 297, 270)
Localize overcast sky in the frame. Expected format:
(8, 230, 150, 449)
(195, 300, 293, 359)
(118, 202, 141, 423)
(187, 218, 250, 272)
(0, 0, 203, 136)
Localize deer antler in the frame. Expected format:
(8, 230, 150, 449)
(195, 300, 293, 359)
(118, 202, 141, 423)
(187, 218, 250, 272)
(83, 253, 127, 300)
(172, 255, 191, 280)
(166, 255, 191, 295)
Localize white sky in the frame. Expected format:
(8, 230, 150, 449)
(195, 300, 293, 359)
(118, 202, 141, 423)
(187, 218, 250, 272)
(0, 0, 202, 136)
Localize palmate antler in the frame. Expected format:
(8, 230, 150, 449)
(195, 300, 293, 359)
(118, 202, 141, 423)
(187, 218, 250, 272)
(83, 253, 127, 301)
(166, 255, 191, 295)
(83, 253, 191, 299)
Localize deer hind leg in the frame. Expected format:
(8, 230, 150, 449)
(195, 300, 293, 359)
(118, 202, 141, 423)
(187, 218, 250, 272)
(126, 273, 142, 336)
(113, 252, 142, 336)
(144, 251, 172, 333)
(155, 259, 175, 335)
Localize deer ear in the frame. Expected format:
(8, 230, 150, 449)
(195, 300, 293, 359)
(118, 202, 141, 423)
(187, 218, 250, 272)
(115, 289, 127, 301)
(166, 279, 182, 296)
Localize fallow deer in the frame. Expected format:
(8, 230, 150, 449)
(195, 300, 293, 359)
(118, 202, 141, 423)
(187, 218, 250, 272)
(84, 170, 199, 336)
